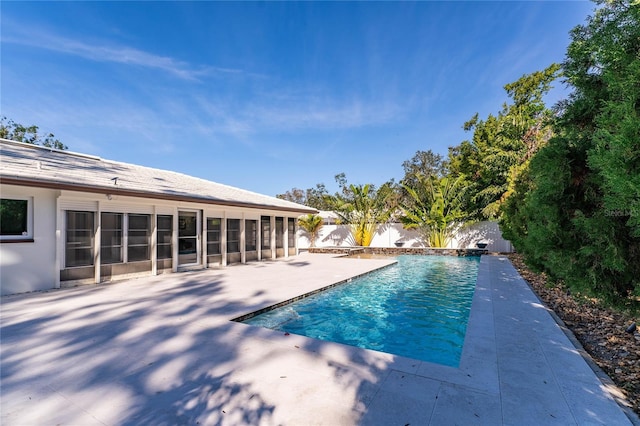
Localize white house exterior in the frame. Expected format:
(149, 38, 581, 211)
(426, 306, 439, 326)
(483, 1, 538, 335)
(0, 139, 317, 296)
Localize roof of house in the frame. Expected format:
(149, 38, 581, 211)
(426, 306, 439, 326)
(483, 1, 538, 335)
(0, 139, 317, 214)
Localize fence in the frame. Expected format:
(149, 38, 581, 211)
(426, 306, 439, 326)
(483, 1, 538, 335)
(298, 221, 513, 253)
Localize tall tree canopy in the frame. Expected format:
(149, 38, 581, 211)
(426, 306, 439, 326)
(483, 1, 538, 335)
(276, 183, 333, 210)
(504, 0, 640, 302)
(400, 150, 446, 188)
(448, 64, 561, 220)
(0, 117, 67, 150)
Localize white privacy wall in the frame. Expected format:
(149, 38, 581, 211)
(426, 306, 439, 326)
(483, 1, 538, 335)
(298, 221, 513, 253)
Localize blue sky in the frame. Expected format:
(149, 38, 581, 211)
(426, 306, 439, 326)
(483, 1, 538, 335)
(1, 1, 594, 197)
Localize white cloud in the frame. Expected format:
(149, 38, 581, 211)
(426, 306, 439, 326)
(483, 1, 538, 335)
(2, 27, 244, 81)
(2, 25, 407, 149)
(251, 98, 402, 131)
(191, 92, 406, 140)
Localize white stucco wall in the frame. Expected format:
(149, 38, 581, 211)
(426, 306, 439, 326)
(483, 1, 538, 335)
(298, 221, 513, 252)
(1, 185, 58, 296)
(450, 221, 513, 253)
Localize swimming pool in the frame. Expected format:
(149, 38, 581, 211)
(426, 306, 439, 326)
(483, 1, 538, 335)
(238, 255, 480, 367)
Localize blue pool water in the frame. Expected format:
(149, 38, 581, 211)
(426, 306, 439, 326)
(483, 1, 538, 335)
(241, 255, 480, 367)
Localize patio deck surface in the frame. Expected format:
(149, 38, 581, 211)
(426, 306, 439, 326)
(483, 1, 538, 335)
(1, 253, 638, 425)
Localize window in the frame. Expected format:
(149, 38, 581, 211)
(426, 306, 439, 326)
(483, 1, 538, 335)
(128, 214, 151, 262)
(207, 217, 221, 255)
(101, 212, 123, 264)
(275, 217, 284, 249)
(0, 198, 32, 241)
(288, 218, 295, 248)
(157, 215, 173, 260)
(261, 216, 271, 249)
(227, 219, 240, 253)
(66, 211, 94, 267)
(245, 220, 257, 251)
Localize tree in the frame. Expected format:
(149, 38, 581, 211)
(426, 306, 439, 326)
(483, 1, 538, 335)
(448, 64, 561, 220)
(400, 150, 446, 189)
(0, 117, 67, 150)
(399, 175, 467, 247)
(398, 150, 447, 211)
(277, 183, 334, 210)
(506, 0, 640, 302)
(305, 183, 333, 210)
(332, 182, 396, 246)
(277, 188, 306, 205)
(298, 214, 324, 248)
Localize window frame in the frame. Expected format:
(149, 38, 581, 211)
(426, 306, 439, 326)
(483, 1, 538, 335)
(100, 212, 124, 264)
(288, 218, 296, 248)
(261, 216, 271, 250)
(127, 213, 151, 262)
(65, 210, 95, 268)
(226, 218, 241, 254)
(0, 197, 34, 242)
(245, 219, 257, 252)
(275, 217, 284, 249)
(157, 215, 173, 260)
(206, 217, 222, 255)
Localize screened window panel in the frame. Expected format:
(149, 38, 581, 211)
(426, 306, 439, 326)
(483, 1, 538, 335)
(157, 230, 172, 245)
(245, 220, 257, 251)
(207, 240, 221, 255)
(288, 218, 295, 247)
(101, 212, 123, 264)
(207, 217, 221, 255)
(157, 245, 172, 260)
(275, 217, 284, 248)
(66, 230, 93, 245)
(128, 231, 149, 246)
(101, 247, 123, 264)
(128, 214, 150, 262)
(128, 246, 149, 262)
(261, 216, 271, 249)
(157, 215, 173, 260)
(226, 219, 240, 253)
(157, 215, 172, 230)
(227, 241, 240, 253)
(129, 214, 149, 229)
(65, 248, 93, 268)
(65, 211, 94, 267)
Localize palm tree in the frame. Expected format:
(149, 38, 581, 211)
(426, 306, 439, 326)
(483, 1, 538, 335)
(400, 175, 467, 248)
(298, 214, 324, 248)
(333, 183, 395, 246)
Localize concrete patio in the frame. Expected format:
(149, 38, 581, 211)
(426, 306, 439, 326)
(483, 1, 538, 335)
(1, 253, 637, 425)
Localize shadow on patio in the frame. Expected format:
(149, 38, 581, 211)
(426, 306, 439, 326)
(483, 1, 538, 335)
(0, 263, 394, 425)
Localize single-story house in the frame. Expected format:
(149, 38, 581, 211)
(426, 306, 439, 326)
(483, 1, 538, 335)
(0, 139, 317, 296)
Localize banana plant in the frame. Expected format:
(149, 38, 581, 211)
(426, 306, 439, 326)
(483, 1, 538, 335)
(400, 175, 467, 247)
